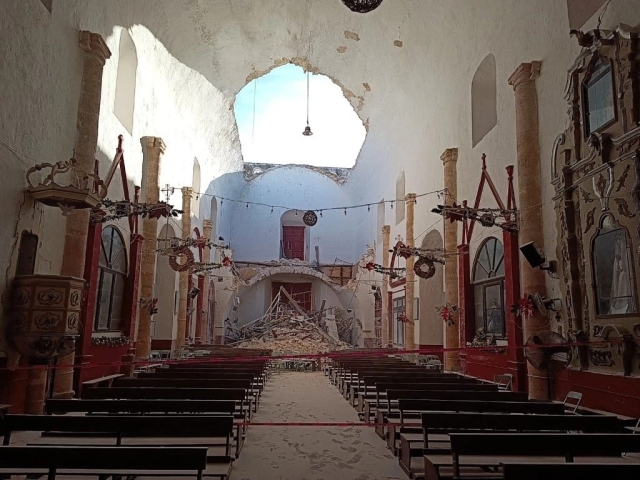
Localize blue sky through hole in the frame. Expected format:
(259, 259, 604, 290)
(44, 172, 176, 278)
(234, 64, 366, 168)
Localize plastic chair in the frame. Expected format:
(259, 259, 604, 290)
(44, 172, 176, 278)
(563, 391, 583, 414)
(494, 374, 513, 392)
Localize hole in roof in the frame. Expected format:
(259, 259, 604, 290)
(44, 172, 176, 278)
(234, 64, 366, 168)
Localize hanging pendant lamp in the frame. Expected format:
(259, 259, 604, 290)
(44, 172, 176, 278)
(342, 0, 384, 13)
(302, 69, 313, 136)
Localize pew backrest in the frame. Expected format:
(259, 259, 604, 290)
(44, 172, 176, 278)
(45, 399, 237, 415)
(501, 463, 640, 480)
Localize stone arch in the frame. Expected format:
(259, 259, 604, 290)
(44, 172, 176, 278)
(114, 28, 138, 134)
(418, 230, 444, 348)
(223, 268, 351, 338)
(472, 54, 497, 147)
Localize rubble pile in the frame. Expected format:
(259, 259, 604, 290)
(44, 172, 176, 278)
(237, 324, 352, 356)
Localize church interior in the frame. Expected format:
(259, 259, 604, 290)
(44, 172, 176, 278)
(2, 0, 640, 478)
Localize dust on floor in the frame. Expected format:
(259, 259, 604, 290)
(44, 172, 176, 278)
(233, 371, 405, 480)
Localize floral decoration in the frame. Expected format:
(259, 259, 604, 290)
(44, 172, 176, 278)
(91, 335, 132, 347)
(436, 303, 457, 327)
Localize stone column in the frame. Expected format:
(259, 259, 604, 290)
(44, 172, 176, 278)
(56, 31, 111, 398)
(381, 225, 391, 346)
(441, 148, 461, 372)
(24, 365, 47, 414)
(176, 187, 193, 349)
(200, 220, 213, 344)
(405, 193, 417, 350)
(136, 137, 166, 359)
(508, 61, 548, 399)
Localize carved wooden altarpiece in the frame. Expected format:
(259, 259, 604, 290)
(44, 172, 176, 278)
(552, 24, 640, 376)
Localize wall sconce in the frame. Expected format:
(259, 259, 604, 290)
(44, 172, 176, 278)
(519, 241, 557, 273)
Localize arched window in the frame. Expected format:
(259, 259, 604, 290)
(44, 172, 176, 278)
(472, 54, 497, 147)
(210, 197, 218, 237)
(377, 199, 385, 244)
(114, 29, 137, 134)
(472, 237, 505, 337)
(592, 215, 637, 316)
(95, 226, 127, 331)
(192, 158, 201, 215)
(396, 172, 405, 225)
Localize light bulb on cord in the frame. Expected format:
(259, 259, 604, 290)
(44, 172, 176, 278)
(302, 70, 313, 136)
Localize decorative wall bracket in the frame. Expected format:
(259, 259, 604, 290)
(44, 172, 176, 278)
(25, 157, 107, 212)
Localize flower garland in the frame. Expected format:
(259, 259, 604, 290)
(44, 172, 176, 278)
(91, 199, 182, 224)
(364, 262, 406, 279)
(91, 335, 132, 347)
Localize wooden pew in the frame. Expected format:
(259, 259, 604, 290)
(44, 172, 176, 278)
(385, 393, 545, 453)
(0, 445, 219, 479)
(501, 462, 640, 480)
(340, 367, 454, 397)
(112, 377, 259, 406)
(401, 411, 622, 479)
(2, 414, 238, 462)
(362, 380, 489, 421)
(81, 387, 252, 419)
(375, 398, 564, 442)
(425, 433, 640, 480)
(346, 372, 464, 403)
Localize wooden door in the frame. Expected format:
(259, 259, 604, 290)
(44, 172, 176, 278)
(282, 226, 305, 260)
(272, 282, 313, 312)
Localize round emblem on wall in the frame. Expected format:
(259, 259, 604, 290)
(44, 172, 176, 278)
(303, 210, 318, 226)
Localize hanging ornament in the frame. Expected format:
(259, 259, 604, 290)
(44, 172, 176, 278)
(341, 0, 384, 13)
(436, 303, 458, 327)
(303, 210, 318, 226)
(167, 245, 195, 272)
(414, 256, 436, 279)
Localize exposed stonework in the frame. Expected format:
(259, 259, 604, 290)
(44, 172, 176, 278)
(337, 46, 348, 53)
(344, 31, 360, 41)
(235, 260, 348, 291)
(244, 163, 351, 185)
(394, 40, 403, 47)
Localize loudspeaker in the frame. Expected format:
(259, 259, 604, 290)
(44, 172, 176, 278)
(519, 241, 546, 268)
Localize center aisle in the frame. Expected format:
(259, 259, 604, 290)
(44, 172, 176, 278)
(233, 371, 404, 480)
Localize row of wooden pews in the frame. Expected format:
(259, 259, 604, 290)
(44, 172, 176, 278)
(327, 352, 640, 480)
(0, 347, 271, 479)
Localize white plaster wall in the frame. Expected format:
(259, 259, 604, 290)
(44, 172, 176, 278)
(0, 1, 82, 357)
(3, 0, 640, 357)
(210, 167, 360, 264)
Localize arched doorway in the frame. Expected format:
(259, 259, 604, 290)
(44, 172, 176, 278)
(154, 224, 180, 351)
(280, 210, 309, 261)
(418, 230, 444, 352)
